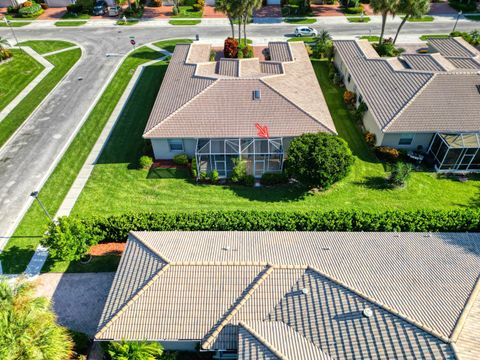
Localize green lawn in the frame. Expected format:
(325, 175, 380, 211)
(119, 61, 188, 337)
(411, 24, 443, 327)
(419, 34, 449, 40)
(116, 19, 139, 25)
(169, 19, 201, 25)
(0, 45, 168, 274)
(70, 61, 480, 219)
(61, 12, 90, 19)
(153, 39, 193, 53)
(0, 43, 81, 148)
(0, 49, 43, 112)
(55, 21, 87, 27)
(347, 16, 371, 22)
(359, 35, 380, 42)
(284, 18, 316, 24)
(172, 6, 203, 18)
(406, 15, 434, 22)
(287, 37, 318, 43)
(0, 21, 31, 27)
(465, 14, 480, 21)
(18, 40, 75, 55)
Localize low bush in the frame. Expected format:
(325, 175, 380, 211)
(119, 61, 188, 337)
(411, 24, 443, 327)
(373, 38, 404, 57)
(138, 155, 153, 170)
(448, 0, 477, 13)
(231, 158, 247, 183)
(224, 37, 238, 58)
(7, 5, 17, 14)
(18, 3, 42, 17)
(173, 153, 188, 165)
(51, 209, 480, 244)
(260, 172, 289, 186)
(364, 132, 376, 147)
(151, 0, 162, 6)
(244, 175, 255, 187)
(103, 341, 164, 360)
(343, 5, 363, 14)
(184, 0, 196, 5)
(0, 48, 12, 61)
(193, 0, 204, 11)
(211, 169, 219, 184)
(375, 146, 400, 162)
(42, 217, 101, 261)
(343, 90, 356, 105)
(191, 157, 197, 178)
(388, 162, 413, 188)
(22, 1, 33, 7)
(209, 49, 216, 61)
(451, 30, 480, 46)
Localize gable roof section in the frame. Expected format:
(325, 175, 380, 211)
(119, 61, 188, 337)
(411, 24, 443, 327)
(428, 37, 480, 58)
(400, 53, 453, 72)
(143, 42, 336, 138)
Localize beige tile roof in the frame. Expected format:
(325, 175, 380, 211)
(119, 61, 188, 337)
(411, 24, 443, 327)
(268, 42, 293, 62)
(447, 57, 480, 70)
(428, 37, 480, 58)
(334, 40, 480, 134)
(238, 321, 331, 360)
(96, 231, 480, 359)
(143, 42, 336, 138)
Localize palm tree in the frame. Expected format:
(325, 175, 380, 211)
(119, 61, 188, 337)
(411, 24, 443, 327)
(240, 0, 262, 47)
(393, 0, 430, 44)
(0, 36, 10, 50)
(0, 279, 73, 360)
(370, 0, 399, 44)
(106, 340, 164, 360)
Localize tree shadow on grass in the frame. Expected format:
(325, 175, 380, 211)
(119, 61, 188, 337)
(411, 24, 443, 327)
(353, 176, 391, 190)
(147, 167, 191, 180)
(0, 244, 37, 274)
(129, 50, 163, 61)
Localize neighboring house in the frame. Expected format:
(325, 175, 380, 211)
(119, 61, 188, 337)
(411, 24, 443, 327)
(143, 42, 336, 178)
(334, 38, 480, 173)
(95, 231, 480, 359)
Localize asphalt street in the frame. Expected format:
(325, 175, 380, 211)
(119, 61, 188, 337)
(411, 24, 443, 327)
(0, 19, 478, 247)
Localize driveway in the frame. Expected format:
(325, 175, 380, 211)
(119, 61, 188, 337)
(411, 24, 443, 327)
(35, 272, 115, 335)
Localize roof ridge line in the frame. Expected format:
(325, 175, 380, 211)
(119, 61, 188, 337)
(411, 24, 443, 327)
(238, 321, 288, 360)
(129, 232, 172, 264)
(450, 275, 480, 342)
(260, 79, 336, 135)
(201, 264, 276, 349)
(452, 37, 480, 57)
(382, 73, 437, 132)
(95, 263, 172, 339)
(144, 79, 218, 138)
(307, 265, 451, 343)
(170, 261, 307, 268)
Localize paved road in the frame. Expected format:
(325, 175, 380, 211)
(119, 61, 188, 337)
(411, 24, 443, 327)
(0, 19, 478, 246)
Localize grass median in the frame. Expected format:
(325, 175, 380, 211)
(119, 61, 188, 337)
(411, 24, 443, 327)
(18, 40, 75, 55)
(0, 43, 81, 148)
(55, 21, 88, 27)
(0, 45, 168, 274)
(0, 49, 44, 112)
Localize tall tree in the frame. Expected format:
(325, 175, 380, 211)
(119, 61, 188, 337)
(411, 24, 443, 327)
(240, 0, 262, 46)
(0, 36, 10, 49)
(370, 0, 399, 44)
(106, 341, 164, 360)
(393, 0, 430, 44)
(0, 280, 73, 360)
(215, 0, 236, 39)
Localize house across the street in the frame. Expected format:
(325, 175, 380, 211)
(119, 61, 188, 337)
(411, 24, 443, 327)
(95, 231, 480, 359)
(334, 38, 480, 173)
(143, 41, 336, 179)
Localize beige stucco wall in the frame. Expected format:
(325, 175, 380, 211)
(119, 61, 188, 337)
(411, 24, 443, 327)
(151, 139, 196, 160)
(160, 340, 199, 351)
(382, 133, 434, 151)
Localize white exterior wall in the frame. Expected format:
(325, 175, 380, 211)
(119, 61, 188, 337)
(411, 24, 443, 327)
(160, 340, 199, 352)
(151, 139, 196, 160)
(382, 133, 434, 151)
(363, 110, 384, 146)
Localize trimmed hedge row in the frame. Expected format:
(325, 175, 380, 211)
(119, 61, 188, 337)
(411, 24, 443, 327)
(70, 209, 480, 243)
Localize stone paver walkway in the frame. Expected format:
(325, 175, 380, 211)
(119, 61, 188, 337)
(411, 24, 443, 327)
(254, 5, 282, 18)
(35, 272, 115, 335)
(311, 4, 344, 16)
(429, 2, 458, 15)
(143, 5, 173, 18)
(203, 5, 226, 18)
(37, 8, 66, 20)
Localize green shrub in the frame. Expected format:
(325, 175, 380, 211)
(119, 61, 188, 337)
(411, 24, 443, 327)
(343, 6, 363, 14)
(173, 153, 188, 165)
(172, 6, 179, 15)
(184, 0, 196, 5)
(451, 30, 480, 46)
(42, 217, 101, 261)
(18, 3, 42, 17)
(388, 162, 413, 188)
(231, 158, 247, 183)
(138, 155, 153, 170)
(286, 133, 354, 189)
(104, 341, 163, 360)
(211, 169, 219, 184)
(52, 209, 480, 243)
(244, 175, 255, 187)
(448, 0, 477, 12)
(260, 172, 289, 186)
(373, 39, 404, 57)
(364, 132, 376, 147)
(191, 157, 197, 178)
(0, 48, 12, 61)
(375, 146, 400, 162)
(200, 171, 208, 181)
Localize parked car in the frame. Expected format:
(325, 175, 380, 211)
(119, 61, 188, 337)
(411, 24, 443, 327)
(108, 5, 121, 16)
(294, 26, 318, 37)
(92, 0, 108, 16)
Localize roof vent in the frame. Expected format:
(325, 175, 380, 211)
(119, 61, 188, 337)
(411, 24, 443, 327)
(301, 288, 309, 295)
(222, 246, 231, 251)
(253, 90, 261, 100)
(362, 307, 373, 318)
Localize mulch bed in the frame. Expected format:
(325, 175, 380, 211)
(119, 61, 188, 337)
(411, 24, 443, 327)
(152, 160, 189, 169)
(89, 243, 126, 256)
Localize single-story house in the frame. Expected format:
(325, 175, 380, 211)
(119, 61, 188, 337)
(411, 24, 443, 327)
(334, 38, 480, 173)
(95, 231, 480, 359)
(143, 42, 336, 178)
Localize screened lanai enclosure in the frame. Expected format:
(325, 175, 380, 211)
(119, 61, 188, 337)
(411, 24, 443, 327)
(195, 138, 285, 178)
(428, 133, 480, 172)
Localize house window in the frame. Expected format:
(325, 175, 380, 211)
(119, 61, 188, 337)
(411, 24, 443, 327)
(168, 139, 184, 152)
(347, 74, 351, 83)
(398, 134, 414, 146)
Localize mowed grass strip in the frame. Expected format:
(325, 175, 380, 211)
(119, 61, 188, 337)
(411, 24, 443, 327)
(18, 40, 76, 55)
(70, 60, 480, 219)
(55, 21, 87, 27)
(169, 19, 201, 25)
(0, 21, 31, 27)
(0, 46, 164, 274)
(0, 46, 81, 148)
(0, 49, 44, 112)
